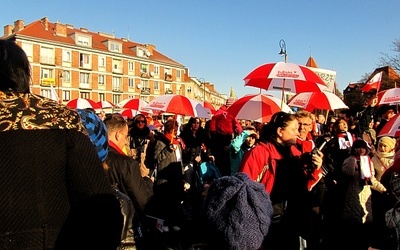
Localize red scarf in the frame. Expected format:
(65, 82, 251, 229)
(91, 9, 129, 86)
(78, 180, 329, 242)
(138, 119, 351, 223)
(108, 140, 126, 155)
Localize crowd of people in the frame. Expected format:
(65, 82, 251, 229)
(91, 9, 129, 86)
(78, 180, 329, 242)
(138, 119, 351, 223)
(2, 36, 400, 250)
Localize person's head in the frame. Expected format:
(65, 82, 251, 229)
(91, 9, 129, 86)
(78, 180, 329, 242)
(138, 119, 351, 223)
(133, 114, 147, 128)
(260, 111, 298, 146)
(104, 113, 129, 150)
(243, 125, 258, 147)
(295, 110, 313, 140)
(317, 114, 326, 124)
(332, 117, 348, 134)
(186, 117, 201, 131)
(163, 119, 178, 136)
(377, 136, 396, 153)
(0, 37, 31, 93)
(77, 109, 109, 162)
(202, 172, 273, 250)
(351, 139, 370, 156)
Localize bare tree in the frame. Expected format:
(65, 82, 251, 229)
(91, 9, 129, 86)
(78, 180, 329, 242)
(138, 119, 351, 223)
(379, 38, 400, 72)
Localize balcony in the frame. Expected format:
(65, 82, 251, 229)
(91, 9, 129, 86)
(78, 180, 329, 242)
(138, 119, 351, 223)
(164, 73, 172, 82)
(80, 61, 92, 70)
(40, 56, 55, 65)
(165, 89, 173, 94)
(79, 83, 92, 90)
(140, 72, 150, 78)
(140, 87, 151, 95)
(112, 86, 123, 92)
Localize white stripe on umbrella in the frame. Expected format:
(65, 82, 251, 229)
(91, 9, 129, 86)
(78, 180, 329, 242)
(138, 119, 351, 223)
(227, 94, 293, 123)
(378, 113, 400, 137)
(377, 88, 400, 105)
(287, 91, 348, 111)
(66, 98, 100, 109)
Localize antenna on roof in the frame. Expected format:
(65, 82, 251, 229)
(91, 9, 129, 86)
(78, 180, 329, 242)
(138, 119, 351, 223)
(127, 27, 130, 40)
(309, 46, 312, 57)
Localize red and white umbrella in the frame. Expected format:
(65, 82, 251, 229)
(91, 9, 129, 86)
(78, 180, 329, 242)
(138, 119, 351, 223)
(145, 94, 209, 118)
(376, 88, 400, 105)
(66, 98, 100, 110)
(227, 94, 293, 123)
(378, 113, 400, 137)
(97, 100, 114, 109)
(203, 101, 216, 115)
(119, 108, 140, 119)
(117, 98, 149, 111)
(287, 91, 348, 111)
(244, 62, 327, 93)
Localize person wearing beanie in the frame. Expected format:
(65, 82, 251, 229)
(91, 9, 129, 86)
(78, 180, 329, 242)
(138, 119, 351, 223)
(341, 139, 386, 249)
(370, 136, 396, 249)
(371, 136, 396, 181)
(201, 172, 273, 250)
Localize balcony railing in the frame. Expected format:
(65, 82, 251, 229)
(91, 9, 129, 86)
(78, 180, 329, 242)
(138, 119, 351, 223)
(140, 87, 151, 95)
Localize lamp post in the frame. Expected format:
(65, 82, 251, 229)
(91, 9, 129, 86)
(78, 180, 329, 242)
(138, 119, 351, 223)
(279, 39, 287, 63)
(199, 78, 206, 102)
(278, 39, 288, 108)
(58, 70, 63, 104)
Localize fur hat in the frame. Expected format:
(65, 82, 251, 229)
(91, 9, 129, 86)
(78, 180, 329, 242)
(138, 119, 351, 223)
(378, 136, 396, 151)
(77, 109, 109, 162)
(202, 172, 273, 250)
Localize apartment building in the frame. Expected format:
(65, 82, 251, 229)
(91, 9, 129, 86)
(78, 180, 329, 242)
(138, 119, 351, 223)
(2, 17, 227, 108)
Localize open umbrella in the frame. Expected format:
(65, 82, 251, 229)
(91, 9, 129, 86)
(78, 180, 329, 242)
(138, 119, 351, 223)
(287, 91, 348, 111)
(119, 108, 140, 119)
(117, 98, 149, 111)
(203, 101, 216, 115)
(244, 62, 327, 107)
(66, 98, 100, 110)
(97, 100, 114, 109)
(376, 88, 400, 105)
(227, 94, 293, 123)
(377, 113, 400, 137)
(145, 94, 209, 118)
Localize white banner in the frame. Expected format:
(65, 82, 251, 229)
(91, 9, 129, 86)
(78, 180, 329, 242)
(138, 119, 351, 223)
(307, 67, 336, 93)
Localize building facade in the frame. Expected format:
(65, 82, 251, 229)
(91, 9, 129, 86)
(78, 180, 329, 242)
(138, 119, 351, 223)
(2, 17, 227, 109)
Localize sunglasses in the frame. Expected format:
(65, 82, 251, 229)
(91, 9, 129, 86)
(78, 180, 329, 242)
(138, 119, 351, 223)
(136, 120, 146, 124)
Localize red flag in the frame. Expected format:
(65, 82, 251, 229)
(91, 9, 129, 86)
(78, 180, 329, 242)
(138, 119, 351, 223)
(361, 71, 383, 93)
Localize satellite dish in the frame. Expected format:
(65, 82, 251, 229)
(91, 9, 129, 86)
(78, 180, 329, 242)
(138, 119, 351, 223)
(149, 71, 154, 77)
(145, 51, 151, 57)
(137, 83, 141, 89)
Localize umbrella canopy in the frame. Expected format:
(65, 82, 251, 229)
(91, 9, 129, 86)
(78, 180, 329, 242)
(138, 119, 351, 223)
(376, 88, 400, 105)
(287, 91, 348, 111)
(227, 94, 293, 123)
(145, 94, 209, 118)
(97, 100, 114, 109)
(66, 98, 100, 110)
(203, 101, 216, 114)
(244, 62, 327, 93)
(119, 108, 141, 119)
(377, 113, 400, 137)
(117, 98, 149, 111)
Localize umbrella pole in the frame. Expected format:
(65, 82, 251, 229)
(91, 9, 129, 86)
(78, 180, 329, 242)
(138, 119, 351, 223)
(281, 78, 286, 109)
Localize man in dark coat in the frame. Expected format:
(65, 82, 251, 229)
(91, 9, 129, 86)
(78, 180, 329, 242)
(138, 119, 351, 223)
(0, 37, 123, 249)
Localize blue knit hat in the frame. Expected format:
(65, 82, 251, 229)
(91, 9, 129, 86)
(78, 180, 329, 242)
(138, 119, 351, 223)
(202, 172, 273, 250)
(77, 109, 109, 162)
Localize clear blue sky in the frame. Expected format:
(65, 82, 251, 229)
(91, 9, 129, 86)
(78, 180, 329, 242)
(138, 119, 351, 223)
(1, 0, 399, 98)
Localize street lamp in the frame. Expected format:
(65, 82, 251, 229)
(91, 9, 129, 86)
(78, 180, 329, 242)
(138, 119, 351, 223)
(199, 78, 205, 102)
(278, 39, 288, 108)
(279, 39, 288, 63)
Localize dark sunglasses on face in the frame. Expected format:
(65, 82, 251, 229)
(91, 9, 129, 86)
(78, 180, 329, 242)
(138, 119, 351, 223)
(136, 120, 146, 124)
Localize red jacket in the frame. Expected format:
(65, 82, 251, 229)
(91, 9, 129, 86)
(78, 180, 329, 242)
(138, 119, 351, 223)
(239, 141, 322, 194)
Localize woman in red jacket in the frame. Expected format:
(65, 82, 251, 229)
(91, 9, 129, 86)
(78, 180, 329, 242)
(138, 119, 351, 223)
(239, 111, 323, 250)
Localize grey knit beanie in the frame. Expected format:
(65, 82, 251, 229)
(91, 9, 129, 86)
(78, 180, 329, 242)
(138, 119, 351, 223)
(202, 172, 273, 250)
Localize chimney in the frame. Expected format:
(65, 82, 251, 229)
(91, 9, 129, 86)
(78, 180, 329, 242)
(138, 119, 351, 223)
(145, 44, 156, 54)
(13, 19, 24, 32)
(41, 17, 49, 30)
(54, 21, 67, 37)
(3, 25, 13, 36)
